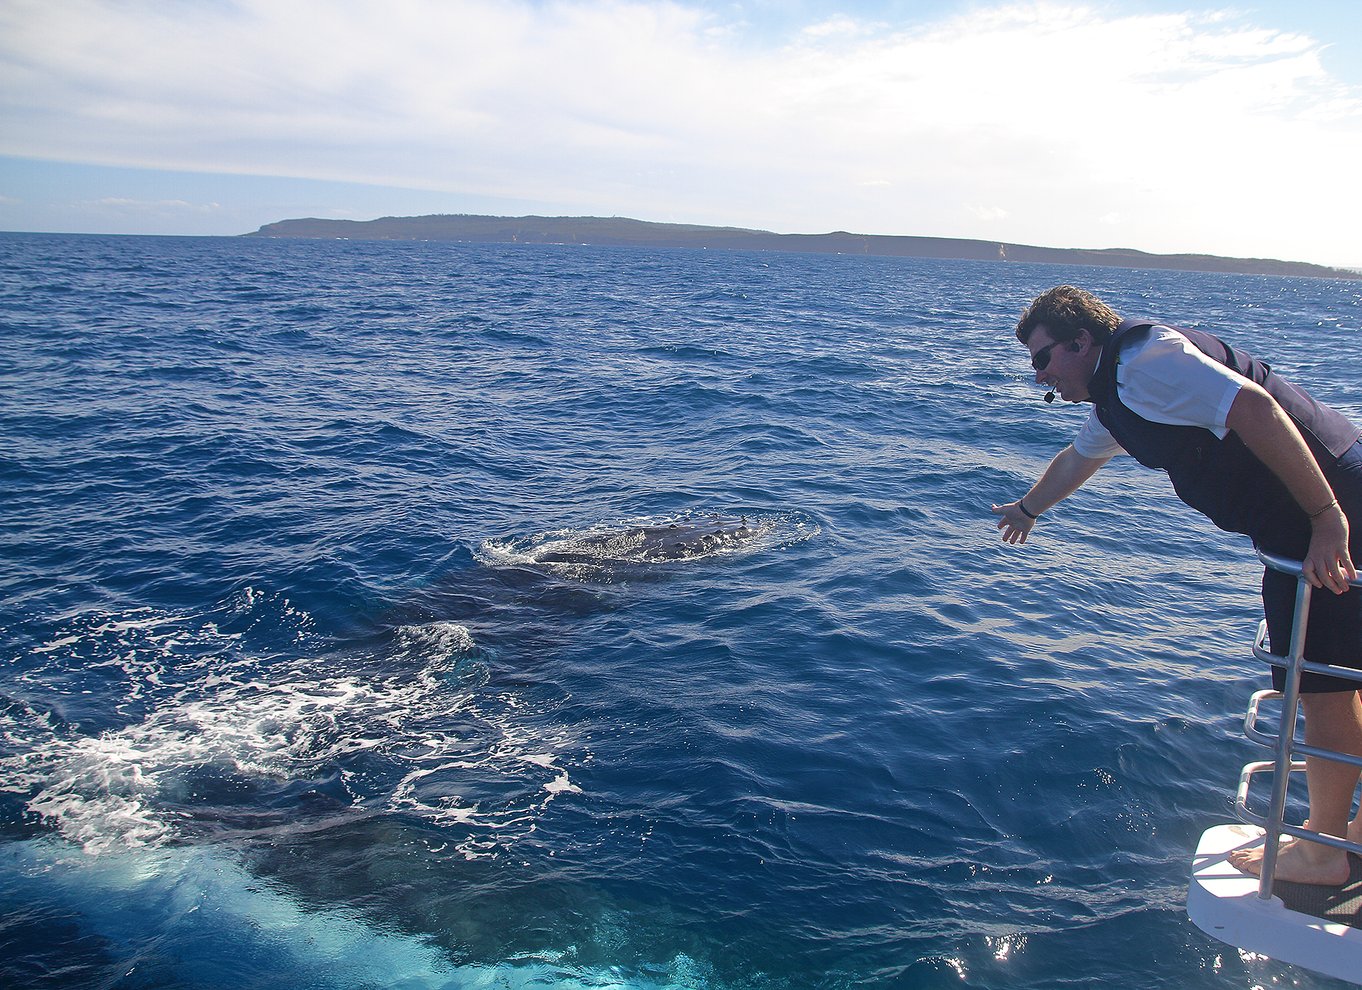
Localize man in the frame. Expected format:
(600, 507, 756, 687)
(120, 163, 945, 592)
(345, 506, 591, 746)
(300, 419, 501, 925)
(991, 284, 1362, 886)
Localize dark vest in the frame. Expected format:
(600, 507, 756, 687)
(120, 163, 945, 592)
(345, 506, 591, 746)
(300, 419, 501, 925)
(1086, 320, 1361, 540)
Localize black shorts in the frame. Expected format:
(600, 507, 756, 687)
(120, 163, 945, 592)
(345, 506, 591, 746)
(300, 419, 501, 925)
(1261, 439, 1362, 694)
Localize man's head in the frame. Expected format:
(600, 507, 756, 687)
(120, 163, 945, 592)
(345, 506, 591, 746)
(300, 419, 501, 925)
(1014, 285, 1121, 347)
(1016, 285, 1120, 403)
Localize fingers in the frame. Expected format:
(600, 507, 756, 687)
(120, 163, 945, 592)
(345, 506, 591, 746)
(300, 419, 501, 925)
(1342, 549, 1359, 584)
(991, 503, 1034, 545)
(1303, 559, 1330, 592)
(1305, 555, 1353, 595)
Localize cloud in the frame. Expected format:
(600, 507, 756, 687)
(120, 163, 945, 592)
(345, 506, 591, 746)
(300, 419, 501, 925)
(1, 0, 1359, 263)
(969, 205, 1010, 223)
(800, 14, 875, 40)
(83, 197, 222, 214)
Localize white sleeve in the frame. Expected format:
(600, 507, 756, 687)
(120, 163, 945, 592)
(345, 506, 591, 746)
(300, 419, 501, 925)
(1116, 326, 1244, 437)
(1073, 409, 1127, 459)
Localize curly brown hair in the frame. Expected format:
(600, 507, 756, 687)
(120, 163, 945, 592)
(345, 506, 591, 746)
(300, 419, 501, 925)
(1015, 285, 1122, 345)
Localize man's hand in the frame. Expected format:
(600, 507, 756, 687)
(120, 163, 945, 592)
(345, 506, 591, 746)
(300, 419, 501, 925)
(1304, 504, 1357, 595)
(991, 502, 1036, 545)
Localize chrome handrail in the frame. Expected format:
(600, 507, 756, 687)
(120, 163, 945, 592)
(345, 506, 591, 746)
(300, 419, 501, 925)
(1239, 549, 1362, 900)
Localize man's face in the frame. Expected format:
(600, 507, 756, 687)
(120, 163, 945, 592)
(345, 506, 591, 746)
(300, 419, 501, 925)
(1027, 324, 1096, 403)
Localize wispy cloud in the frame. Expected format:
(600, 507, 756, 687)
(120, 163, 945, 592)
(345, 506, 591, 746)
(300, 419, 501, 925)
(88, 198, 221, 212)
(969, 205, 1010, 223)
(1, 0, 1358, 263)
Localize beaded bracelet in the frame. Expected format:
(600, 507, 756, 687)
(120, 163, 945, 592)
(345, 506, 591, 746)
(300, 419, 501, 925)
(1308, 497, 1339, 521)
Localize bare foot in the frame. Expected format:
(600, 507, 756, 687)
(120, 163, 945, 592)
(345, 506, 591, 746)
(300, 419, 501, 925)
(1229, 832, 1352, 886)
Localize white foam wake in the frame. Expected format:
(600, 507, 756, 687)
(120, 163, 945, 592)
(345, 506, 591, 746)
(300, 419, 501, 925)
(0, 599, 675, 987)
(3, 604, 584, 860)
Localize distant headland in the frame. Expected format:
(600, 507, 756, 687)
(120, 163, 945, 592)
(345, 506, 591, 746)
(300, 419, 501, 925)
(245, 214, 1360, 281)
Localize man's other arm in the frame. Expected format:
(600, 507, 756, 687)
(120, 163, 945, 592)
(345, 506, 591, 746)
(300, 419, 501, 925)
(1226, 382, 1356, 593)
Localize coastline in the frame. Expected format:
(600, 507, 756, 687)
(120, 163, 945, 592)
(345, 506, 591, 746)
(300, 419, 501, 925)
(244, 213, 1362, 281)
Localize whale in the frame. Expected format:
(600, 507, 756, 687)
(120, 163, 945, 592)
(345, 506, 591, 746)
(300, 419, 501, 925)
(525, 515, 756, 567)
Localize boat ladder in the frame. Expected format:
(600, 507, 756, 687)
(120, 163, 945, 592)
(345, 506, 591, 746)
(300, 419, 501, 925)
(1186, 549, 1362, 984)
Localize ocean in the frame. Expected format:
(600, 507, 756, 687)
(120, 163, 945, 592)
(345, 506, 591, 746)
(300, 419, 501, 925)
(1, 232, 1359, 989)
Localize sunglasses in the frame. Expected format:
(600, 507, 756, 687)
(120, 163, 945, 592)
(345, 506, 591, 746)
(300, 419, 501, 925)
(1031, 340, 1067, 372)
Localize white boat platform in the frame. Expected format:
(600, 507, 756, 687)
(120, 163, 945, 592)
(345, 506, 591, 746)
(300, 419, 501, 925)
(1188, 823, 1362, 984)
(1186, 550, 1362, 985)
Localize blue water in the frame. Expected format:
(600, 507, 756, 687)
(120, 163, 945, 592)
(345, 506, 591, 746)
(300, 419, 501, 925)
(1, 233, 1359, 989)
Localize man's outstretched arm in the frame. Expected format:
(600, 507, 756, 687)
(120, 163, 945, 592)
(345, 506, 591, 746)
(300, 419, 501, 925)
(991, 445, 1111, 544)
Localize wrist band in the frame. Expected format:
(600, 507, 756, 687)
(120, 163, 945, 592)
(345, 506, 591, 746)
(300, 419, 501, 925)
(1308, 497, 1339, 521)
(1018, 498, 1039, 520)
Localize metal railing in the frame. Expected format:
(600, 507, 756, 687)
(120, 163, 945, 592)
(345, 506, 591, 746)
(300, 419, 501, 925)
(1234, 549, 1362, 900)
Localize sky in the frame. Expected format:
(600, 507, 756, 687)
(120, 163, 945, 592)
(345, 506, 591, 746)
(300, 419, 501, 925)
(1, 0, 1360, 267)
